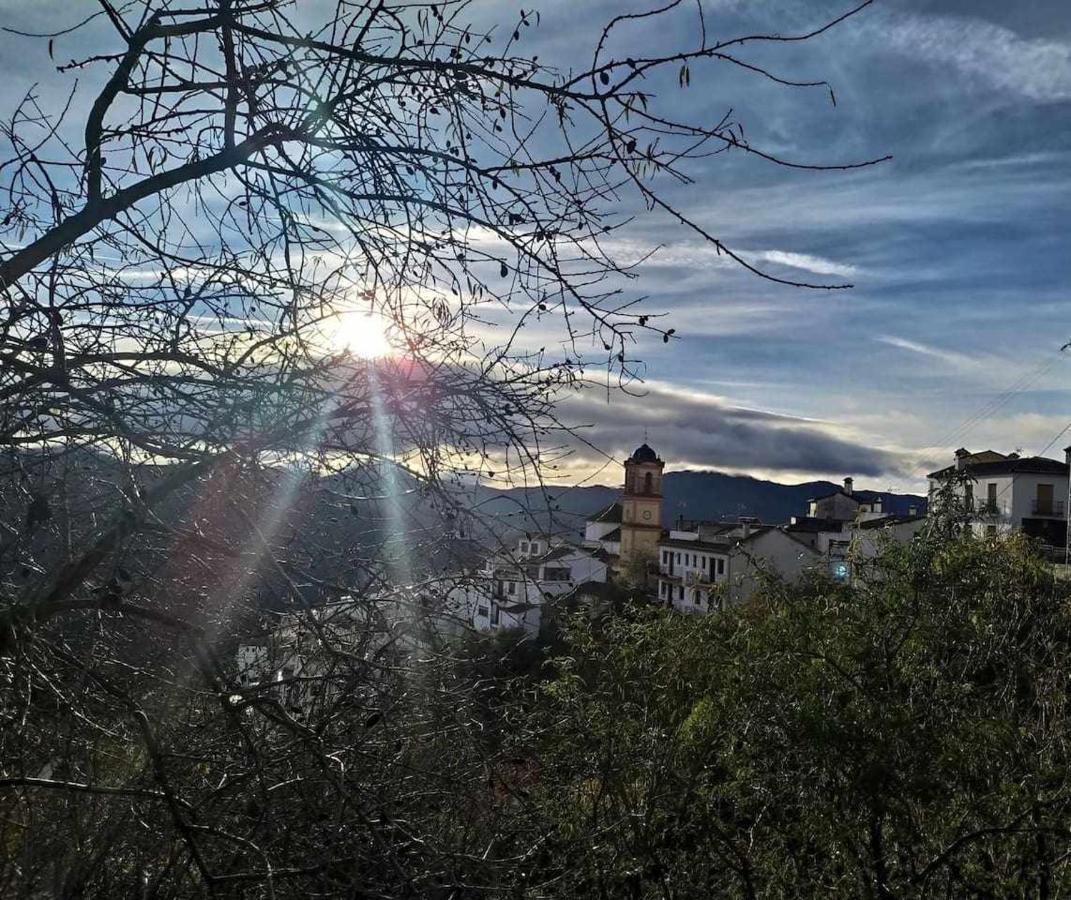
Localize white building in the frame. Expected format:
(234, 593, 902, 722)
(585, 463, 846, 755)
(583, 502, 622, 557)
(928, 448, 1070, 548)
(806, 477, 888, 523)
(655, 521, 820, 612)
(851, 513, 929, 560)
(452, 535, 610, 637)
(236, 600, 389, 714)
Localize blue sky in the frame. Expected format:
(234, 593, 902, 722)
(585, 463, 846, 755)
(533, 0, 1071, 491)
(1, 0, 1068, 493)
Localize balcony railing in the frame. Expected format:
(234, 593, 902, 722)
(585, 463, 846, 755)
(974, 499, 1006, 518)
(1030, 499, 1066, 518)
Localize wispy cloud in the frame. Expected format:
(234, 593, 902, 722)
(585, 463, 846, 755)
(754, 250, 858, 279)
(867, 10, 1071, 103)
(875, 335, 978, 369)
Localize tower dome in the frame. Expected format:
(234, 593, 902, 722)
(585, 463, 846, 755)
(629, 442, 659, 464)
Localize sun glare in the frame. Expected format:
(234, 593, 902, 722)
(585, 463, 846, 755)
(330, 311, 392, 359)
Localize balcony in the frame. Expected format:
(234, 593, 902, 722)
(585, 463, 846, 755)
(1030, 499, 1066, 518)
(973, 499, 1007, 518)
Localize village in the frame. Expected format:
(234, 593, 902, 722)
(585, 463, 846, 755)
(237, 441, 1071, 701)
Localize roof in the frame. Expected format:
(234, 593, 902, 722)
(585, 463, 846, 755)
(928, 454, 1069, 480)
(776, 529, 824, 553)
(660, 537, 733, 552)
(590, 502, 622, 524)
(857, 514, 927, 530)
(542, 545, 584, 562)
(599, 527, 621, 542)
(627, 443, 660, 464)
(787, 517, 846, 534)
(809, 488, 884, 505)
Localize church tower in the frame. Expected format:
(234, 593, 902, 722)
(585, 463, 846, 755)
(619, 442, 665, 564)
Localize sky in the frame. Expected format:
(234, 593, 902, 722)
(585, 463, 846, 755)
(0, 0, 1068, 494)
(526, 0, 1071, 492)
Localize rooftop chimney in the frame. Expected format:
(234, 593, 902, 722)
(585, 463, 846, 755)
(843, 477, 854, 496)
(1065, 445, 1071, 468)
(954, 448, 970, 471)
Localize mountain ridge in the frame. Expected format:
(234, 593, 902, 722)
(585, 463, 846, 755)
(473, 469, 927, 539)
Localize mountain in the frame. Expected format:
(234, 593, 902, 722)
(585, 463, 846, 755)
(474, 470, 927, 540)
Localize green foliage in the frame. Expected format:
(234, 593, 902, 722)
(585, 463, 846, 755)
(513, 533, 1071, 897)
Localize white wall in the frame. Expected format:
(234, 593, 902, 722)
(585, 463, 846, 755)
(460, 547, 609, 638)
(930, 472, 1069, 538)
(584, 520, 617, 543)
(726, 530, 819, 603)
(852, 519, 928, 559)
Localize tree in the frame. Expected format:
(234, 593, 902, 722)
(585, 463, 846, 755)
(527, 533, 1071, 897)
(0, 0, 883, 894)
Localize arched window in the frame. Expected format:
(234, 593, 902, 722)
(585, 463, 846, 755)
(644, 471, 653, 494)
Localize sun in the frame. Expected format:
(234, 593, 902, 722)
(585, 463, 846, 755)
(329, 311, 393, 359)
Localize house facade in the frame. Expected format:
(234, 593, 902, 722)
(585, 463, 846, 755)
(807, 477, 887, 522)
(928, 448, 1070, 547)
(655, 521, 819, 612)
(452, 535, 609, 637)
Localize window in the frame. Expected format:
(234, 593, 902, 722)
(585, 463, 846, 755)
(530, 541, 541, 554)
(716, 558, 725, 576)
(644, 471, 653, 494)
(490, 604, 500, 625)
(662, 550, 670, 566)
(1037, 483, 1055, 516)
(678, 585, 684, 601)
(543, 567, 570, 582)
(477, 605, 489, 618)
(519, 541, 529, 554)
(676, 552, 681, 564)
(508, 581, 516, 595)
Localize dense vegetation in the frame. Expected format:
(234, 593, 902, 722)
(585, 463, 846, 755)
(13, 530, 1066, 897)
(514, 532, 1071, 898)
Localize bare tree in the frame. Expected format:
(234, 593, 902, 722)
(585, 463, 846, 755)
(0, 0, 883, 894)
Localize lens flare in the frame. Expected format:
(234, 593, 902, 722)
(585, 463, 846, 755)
(330, 311, 392, 359)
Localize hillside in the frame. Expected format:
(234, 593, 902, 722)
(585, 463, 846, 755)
(473, 470, 927, 539)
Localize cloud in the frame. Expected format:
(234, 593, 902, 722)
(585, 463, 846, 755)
(875, 335, 978, 369)
(559, 383, 909, 479)
(753, 250, 858, 279)
(867, 10, 1071, 103)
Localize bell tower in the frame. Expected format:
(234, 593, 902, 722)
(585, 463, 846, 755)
(619, 442, 664, 564)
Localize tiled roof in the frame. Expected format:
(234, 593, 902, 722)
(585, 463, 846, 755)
(591, 502, 622, 524)
(928, 456, 1069, 479)
(809, 488, 883, 504)
(787, 517, 846, 533)
(660, 537, 732, 552)
(858, 514, 927, 530)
